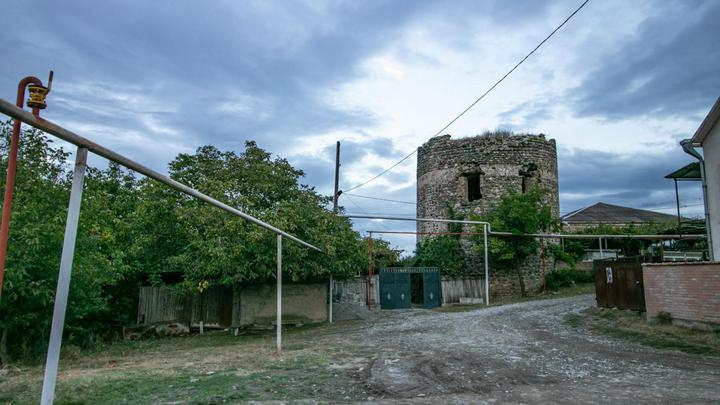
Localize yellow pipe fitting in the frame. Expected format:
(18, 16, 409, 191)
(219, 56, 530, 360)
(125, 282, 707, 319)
(27, 84, 49, 109)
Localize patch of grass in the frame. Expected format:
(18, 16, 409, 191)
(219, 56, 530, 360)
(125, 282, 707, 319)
(0, 322, 345, 404)
(0, 347, 344, 404)
(565, 307, 720, 356)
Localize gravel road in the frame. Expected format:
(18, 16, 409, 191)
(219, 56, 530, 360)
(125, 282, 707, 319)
(312, 295, 720, 404)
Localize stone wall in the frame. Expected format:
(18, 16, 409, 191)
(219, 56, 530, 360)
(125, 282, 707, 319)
(643, 262, 720, 328)
(416, 133, 560, 294)
(331, 275, 380, 320)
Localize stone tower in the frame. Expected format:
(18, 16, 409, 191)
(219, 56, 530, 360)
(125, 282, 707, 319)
(416, 132, 559, 292)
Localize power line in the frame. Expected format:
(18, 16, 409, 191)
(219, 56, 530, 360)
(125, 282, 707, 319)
(342, 0, 591, 193)
(343, 192, 416, 205)
(343, 150, 416, 193)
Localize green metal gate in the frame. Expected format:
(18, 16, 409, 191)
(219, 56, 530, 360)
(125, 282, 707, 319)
(379, 267, 441, 309)
(423, 271, 440, 309)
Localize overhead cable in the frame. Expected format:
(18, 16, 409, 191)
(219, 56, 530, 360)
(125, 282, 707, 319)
(342, 0, 591, 193)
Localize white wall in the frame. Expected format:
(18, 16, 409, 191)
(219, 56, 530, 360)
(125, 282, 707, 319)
(702, 124, 720, 259)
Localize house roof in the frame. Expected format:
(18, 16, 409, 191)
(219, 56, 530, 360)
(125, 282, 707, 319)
(691, 97, 720, 145)
(665, 162, 701, 180)
(561, 202, 677, 225)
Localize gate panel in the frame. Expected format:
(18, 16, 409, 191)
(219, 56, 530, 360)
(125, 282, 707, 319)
(379, 272, 396, 309)
(395, 272, 411, 309)
(423, 272, 440, 309)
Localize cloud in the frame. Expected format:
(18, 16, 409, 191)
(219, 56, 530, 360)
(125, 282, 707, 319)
(558, 146, 704, 216)
(1, 0, 716, 256)
(571, 0, 720, 120)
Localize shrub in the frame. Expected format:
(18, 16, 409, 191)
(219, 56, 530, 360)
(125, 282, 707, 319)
(656, 311, 673, 325)
(546, 269, 593, 290)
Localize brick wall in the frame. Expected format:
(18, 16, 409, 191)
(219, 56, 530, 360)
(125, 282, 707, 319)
(642, 262, 720, 325)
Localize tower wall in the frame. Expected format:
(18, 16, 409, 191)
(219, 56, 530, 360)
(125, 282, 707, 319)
(415, 133, 560, 296)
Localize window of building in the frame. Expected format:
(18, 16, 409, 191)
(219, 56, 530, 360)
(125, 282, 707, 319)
(467, 174, 481, 202)
(519, 163, 538, 194)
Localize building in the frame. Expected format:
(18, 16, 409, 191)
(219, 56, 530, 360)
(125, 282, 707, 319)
(416, 132, 559, 296)
(416, 132, 559, 234)
(561, 202, 677, 232)
(687, 97, 719, 260)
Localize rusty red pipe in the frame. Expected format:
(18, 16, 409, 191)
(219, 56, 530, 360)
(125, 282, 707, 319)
(0, 75, 46, 300)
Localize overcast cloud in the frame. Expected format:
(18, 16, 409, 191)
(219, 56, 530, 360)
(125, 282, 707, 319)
(1, 0, 717, 254)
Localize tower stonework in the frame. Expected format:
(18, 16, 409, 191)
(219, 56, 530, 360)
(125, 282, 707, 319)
(416, 133, 559, 297)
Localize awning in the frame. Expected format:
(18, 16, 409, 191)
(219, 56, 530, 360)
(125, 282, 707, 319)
(665, 162, 701, 181)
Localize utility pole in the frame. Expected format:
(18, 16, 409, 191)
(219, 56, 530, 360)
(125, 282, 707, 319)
(333, 141, 341, 214)
(329, 141, 340, 323)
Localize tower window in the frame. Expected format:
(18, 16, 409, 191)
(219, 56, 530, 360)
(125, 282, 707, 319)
(519, 163, 538, 194)
(467, 174, 481, 202)
(522, 176, 530, 194)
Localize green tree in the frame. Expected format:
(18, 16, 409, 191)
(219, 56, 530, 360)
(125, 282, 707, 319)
(473, 188, 557, 296)
(0, 122, 137, 362)
(411, 235, 467, 277)
(133, 142, 366, 287)
(367, 238, 401, 269)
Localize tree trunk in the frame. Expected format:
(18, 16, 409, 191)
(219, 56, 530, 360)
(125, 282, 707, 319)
(1, 328, 8, 366)
(515, 268, 526, 297)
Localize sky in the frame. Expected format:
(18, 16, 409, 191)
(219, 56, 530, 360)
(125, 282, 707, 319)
(1, 0, 718, 255)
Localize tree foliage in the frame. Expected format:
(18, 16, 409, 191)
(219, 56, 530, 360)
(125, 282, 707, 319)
(0, 122, 365, 362)
(472, 188, 558, 296)
(407, 235, 467, 277)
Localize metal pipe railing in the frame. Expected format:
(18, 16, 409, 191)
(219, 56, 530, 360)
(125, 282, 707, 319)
(341, 213, 489, 226)
(488, 231, 705, 240)
(0, 98, 321, 252)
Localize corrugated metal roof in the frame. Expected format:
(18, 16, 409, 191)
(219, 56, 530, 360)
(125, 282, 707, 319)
(561, 202, 677, 224)
(665, 162, 701, 180)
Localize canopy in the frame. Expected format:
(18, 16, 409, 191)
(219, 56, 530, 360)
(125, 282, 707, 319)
(665, 162, 701, 181)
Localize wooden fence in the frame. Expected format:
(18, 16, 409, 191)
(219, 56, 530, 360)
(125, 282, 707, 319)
(137, 285, 232, 328)
(441, 277, 484, 305)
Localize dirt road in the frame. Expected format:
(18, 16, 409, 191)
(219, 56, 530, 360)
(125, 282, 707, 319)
(4, 294, 719, 403)
(313, 295, 720, 404)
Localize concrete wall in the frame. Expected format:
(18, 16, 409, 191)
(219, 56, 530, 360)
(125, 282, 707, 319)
(234, 283, 327, 327)
(643, 262, 720, 326)
(701, 124, 720, 259)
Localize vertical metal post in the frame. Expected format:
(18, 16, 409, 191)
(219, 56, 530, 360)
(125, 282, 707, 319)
(0, 75, 44, 298)
(329, 141, 340, 322)
(276, 234, 282, 355)
(332, 141, 341, 213)
(598, 237, 603, 259)
(484, 224, 490, 306)
(367, 232, 373, 308)
(540, 239, 547, 292)
(674, 178, 682, 237)
(328, 275, 333, 323)
(40, 147, 87, 405)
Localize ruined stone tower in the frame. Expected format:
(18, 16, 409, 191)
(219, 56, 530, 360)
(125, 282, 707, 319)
(416, 132, 559, 293)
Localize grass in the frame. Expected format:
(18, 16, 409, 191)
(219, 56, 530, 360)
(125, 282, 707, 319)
(565, 307, 720, 356)
(435, 282, 595, 313)
(0, 324, 344, 404)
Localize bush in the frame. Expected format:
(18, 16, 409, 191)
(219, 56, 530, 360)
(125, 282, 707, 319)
(546, 269, 593, 290)
(656, 311, 673, 325)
